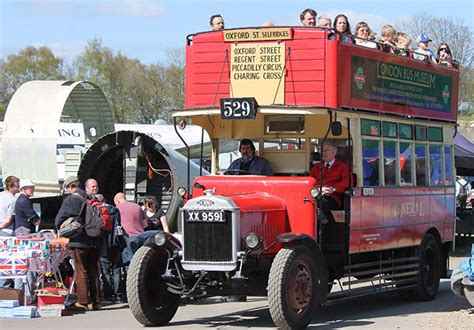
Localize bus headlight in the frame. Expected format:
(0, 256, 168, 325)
(154, 231, 168, 246)
(245, 232, 261, 249)
(177, 187, 187, 197)
(310, 187, 320, 198)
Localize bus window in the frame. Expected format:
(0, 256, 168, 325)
(383, 140, 397, 186)
(444, 145, 454, 185)
(400, 142, 413, 185)
(415, 144, 428, 186)
(429, 144, 443, 186)
(362, 139, 380, 186)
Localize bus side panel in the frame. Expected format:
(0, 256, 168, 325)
(444, 187, 455, 242)
(349, 194, 362, 253)
(382, 192, 400, 249)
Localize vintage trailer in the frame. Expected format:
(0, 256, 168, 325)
(127, 26, 459, 329)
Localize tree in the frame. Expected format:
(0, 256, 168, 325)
(162, 47, 185, 122)
(76, 38, 172, 123)
(397, 14, 474, 110)
(0, 46, 64, 119)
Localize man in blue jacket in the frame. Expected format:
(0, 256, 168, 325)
(227, 139, 273, 176)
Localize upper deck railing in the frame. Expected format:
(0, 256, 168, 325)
(185, 27, 459, 122)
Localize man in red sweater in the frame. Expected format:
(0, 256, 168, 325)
(309, 142, 350, 224)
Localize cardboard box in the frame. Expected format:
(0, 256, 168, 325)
(0, 289, 25, 306)
(36, 287, 67, 307)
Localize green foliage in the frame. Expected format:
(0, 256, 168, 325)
(0, 46, 64, 116)
(397, 13, 474, 108)
(74, 39, 184, 123)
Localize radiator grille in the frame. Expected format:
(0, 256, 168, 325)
(183, 210, 233, 262)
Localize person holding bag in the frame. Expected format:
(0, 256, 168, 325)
(55, 176, 101, 312)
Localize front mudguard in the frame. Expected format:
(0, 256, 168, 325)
(277, 233, 329, 304)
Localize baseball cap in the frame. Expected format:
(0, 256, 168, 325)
(63, 176, 80, 189)
(19, 179, 35, 190)
(416, 34, 432, 43)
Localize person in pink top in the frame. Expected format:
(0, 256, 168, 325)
(113, 192, 146, 237)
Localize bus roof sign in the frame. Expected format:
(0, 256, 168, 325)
(223, 28, 292, 42)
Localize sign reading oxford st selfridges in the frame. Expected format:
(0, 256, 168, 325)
(229, 42, 286, 105)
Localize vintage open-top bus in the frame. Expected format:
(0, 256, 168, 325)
(126, 26, 459, 329)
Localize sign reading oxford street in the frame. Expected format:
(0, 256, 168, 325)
(230, 42, 286, 105)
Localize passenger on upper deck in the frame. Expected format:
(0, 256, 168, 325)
(309, 142, 350, 225)
(436, 43, 453, 68)
(300, 8, 317, 27)
(354, 22, 378, 49)
(413, 34, 436, 63)
(379, 25, 397, 53)
(210, 14, 225, 31)
(262, 21, 275, 27)
(227, 139, 273, 176)
(331, 14, 354, 44)
(395, 32, 411, 56)
(317, 15, 331, 28)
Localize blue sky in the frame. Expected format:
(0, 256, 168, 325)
(1, 0, 473, 65)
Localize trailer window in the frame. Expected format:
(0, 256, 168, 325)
(383, 140, 397, 186)
(400, 142, 413, 185)
(429, 144, 443, 186)
(415, 144, 428, 186)
(362, 139, 380, 186)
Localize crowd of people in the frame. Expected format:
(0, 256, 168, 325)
(0, 174, 171, 312)
(209, 9, 456, 68)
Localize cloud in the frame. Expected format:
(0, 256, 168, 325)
(20, 0, 165, 18)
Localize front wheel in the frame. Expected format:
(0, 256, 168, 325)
(127, 246, 180, 326)
(268, 246, 320, 329)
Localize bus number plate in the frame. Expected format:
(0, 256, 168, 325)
(186, 210, 226, 223)
(220, 97, 257, 120)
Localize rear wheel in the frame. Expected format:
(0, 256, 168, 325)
(400, 234, 441, 301)
(127, 246, 180, 326)
(268, 246, 319, 329)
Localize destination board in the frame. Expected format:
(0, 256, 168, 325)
(230, 43, 286, 105)
(224, 28, 292, 42)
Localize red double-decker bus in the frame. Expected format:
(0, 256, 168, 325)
(127, 26, 459, 329)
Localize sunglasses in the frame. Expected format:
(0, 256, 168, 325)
(439, 47, 450, 52)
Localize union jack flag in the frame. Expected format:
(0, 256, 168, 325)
(0, 258, 29, 276)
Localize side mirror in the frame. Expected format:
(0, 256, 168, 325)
(331, 121, 342, 136)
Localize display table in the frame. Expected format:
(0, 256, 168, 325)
(0, 233, 69, 305)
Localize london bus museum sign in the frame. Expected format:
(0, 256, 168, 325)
(349, 56, 453, 118)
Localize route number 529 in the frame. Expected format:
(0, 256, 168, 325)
(220, 97, 257, 120)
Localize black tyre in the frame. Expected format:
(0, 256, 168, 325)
(411, 234, 441, 301)
(127, 246, 180, 326)
(268, 246, 319, 329)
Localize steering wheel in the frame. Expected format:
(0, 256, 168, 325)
(223, 169, 250, 176)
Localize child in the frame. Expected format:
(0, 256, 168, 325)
(380, 25, 397, 53)
(413, 33, 436, 63)
(395, 32, 411, 56)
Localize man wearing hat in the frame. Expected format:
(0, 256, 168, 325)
(413, 33, 436, 63)
(13, 179, 40, 235)
(55, 176, 101, 311)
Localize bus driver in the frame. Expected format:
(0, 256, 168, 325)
(227, 139, 273, 176)
(309, 141, 350, 224)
